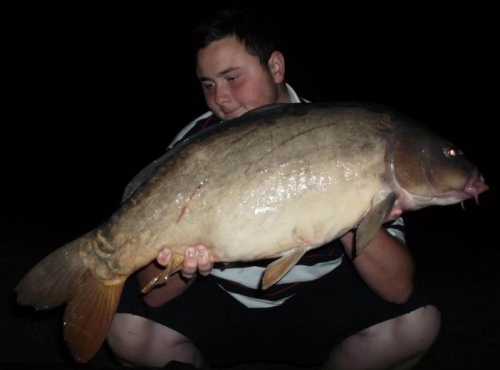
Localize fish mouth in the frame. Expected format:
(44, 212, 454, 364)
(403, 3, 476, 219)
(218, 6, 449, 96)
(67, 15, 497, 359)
(464, 171, 489, 204)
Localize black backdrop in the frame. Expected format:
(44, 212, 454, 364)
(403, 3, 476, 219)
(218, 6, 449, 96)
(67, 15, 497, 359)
(1, 1, 498, 368)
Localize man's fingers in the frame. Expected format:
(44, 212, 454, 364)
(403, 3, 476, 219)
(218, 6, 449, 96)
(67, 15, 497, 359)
(181, 247, 197, 279)
(156, 248, 172, 266)
(196, 245, 212, 276)
(181, 245, 213, 279)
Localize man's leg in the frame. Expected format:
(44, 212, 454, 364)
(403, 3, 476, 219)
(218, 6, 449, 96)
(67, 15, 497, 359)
(107, 313, 207, 368)
(323, 305, 440, 370)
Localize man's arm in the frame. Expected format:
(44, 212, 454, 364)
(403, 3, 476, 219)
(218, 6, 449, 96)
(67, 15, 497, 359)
(341, 226, 414, 304)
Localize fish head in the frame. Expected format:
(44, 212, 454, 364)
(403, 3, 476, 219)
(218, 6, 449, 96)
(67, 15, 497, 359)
(390, 124, 489, 210)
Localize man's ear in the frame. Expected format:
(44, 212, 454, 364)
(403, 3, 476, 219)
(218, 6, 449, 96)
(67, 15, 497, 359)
(268, 51, 285, 83)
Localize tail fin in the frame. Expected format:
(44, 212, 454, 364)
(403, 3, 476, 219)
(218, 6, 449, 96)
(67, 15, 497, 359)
(15, 234, 90, 309)
(63, 269, 123, 363)
(15, 232, 124, 363)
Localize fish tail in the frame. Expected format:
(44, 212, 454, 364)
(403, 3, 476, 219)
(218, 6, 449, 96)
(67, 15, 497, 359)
(15, 232, 125, 363)
(15, 234, 90, 309)
(63, 269, 123, 363)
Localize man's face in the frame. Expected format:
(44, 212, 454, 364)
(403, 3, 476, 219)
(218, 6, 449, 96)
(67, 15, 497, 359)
(196, 36, 280, 121)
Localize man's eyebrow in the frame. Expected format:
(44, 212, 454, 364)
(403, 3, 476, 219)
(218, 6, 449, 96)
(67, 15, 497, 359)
(199, 77, 213, 83)
(199, 67, 242, 81)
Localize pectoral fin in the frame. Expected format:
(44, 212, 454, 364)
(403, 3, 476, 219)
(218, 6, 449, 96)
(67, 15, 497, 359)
(141, 251, 185, 294)
(261, 248, 307, 290)
(354, 192, 396, 258)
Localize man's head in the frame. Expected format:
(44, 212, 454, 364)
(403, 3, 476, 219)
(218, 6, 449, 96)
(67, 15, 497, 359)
(192, 8, 291, 121)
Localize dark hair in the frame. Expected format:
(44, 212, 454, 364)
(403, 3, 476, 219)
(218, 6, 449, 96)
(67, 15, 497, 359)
(192, 7, 277, 67)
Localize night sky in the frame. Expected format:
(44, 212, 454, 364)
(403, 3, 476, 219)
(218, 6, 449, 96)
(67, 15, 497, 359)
(2, 2, 497, 254)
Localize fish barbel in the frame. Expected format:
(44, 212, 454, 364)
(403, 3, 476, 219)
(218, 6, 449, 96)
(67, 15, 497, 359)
(15, 101, 488, 363)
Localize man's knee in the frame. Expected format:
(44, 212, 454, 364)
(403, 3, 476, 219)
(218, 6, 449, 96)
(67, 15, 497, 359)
(394, 305, 441, 350)
(324, 305, 441, 369)
(362, 305, 440, 350)
(107, 313, 202, 367)
(107, 314, 153, 365)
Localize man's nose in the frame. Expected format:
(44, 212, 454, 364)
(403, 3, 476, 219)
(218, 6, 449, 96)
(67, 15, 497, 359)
(215, 85, 231, 105)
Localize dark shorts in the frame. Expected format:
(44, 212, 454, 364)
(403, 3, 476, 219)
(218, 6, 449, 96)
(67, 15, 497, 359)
(116, 257, 435, 368)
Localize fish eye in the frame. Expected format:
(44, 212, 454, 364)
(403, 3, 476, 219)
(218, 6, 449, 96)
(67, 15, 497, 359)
(443, 143, 463, 158)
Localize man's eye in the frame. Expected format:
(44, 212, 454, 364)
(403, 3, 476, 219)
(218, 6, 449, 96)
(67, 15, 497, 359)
(202, 83, 214, 90)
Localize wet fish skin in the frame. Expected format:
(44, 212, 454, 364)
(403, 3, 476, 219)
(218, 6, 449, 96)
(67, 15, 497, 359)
(15, 101, 488, 363)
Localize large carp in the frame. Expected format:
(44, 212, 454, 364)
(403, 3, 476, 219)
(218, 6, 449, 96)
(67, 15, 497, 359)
(15, 101, 488, 363)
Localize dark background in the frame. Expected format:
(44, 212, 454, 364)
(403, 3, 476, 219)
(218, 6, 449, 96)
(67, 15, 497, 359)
(1, 1, 498, 369)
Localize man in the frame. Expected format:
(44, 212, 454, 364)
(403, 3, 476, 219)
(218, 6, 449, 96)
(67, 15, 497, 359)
(107, 8, 440, 369)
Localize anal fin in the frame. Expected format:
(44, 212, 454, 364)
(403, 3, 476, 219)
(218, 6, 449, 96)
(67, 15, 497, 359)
(261, 248, 307, 290)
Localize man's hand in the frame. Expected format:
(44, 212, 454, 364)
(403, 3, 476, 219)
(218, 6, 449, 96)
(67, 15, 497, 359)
(180, 245, 213, 279)
(387, 207, 403, 222)
(140, 244, 214, 307)
(156, 245, 213, 280)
